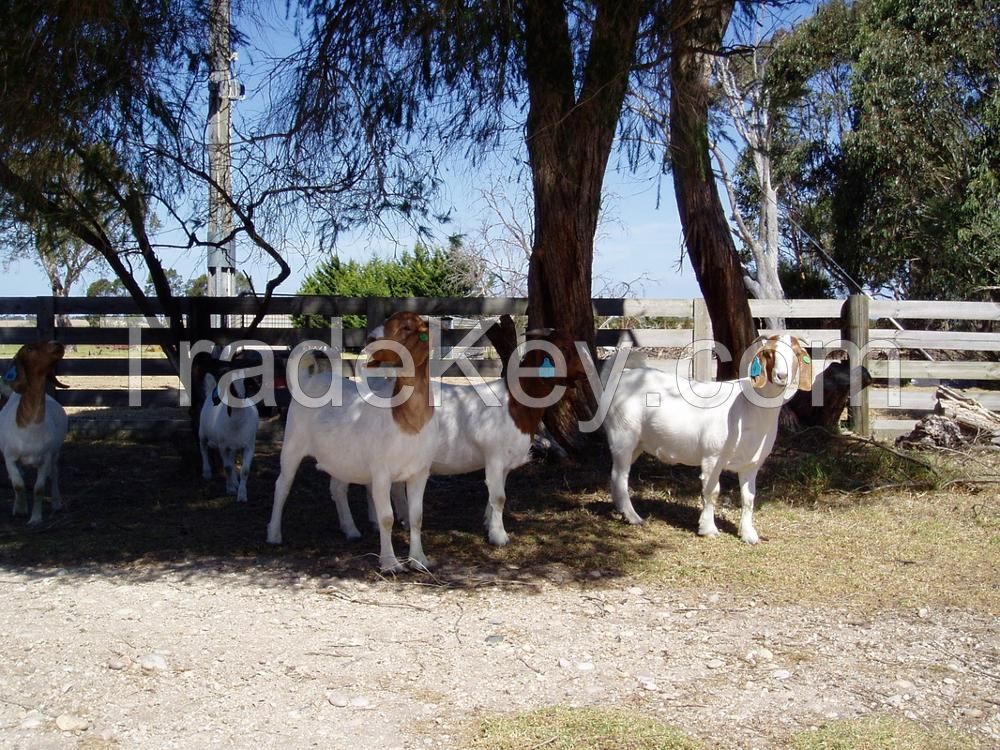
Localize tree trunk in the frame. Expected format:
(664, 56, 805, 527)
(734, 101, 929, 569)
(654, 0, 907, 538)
(520, 0, 643, 444)
(522, 0, 643, 351)
(671, 0, 756, 380)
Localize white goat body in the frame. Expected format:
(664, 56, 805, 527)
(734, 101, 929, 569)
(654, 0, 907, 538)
(605, 335, 811, 543)
(198, 372, 259, 503)
(329, 327, 583, 548)
(331, 379, 534, 547)
(267, 311, 438, 572)
(0, 343, 69, 525)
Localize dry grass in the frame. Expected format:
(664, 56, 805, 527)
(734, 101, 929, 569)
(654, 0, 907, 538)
(0, 430, 996, 613)
(467, 710, 983, 750)
(790, 716, 983, 750)
(470, 707, 703, 750)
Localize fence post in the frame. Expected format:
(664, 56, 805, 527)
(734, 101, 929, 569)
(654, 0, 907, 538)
(692, 298, 714, 381)
(36, 296, 55, 342)
(365, 298, 389, 342)
(842, 294, 870, 437)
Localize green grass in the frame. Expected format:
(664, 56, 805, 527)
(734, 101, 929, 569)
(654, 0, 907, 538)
(471, 707, 703, 750)
(791, 717, 982, 750)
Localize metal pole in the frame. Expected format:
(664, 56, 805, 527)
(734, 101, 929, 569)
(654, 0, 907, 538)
(207, 0, 235, 310)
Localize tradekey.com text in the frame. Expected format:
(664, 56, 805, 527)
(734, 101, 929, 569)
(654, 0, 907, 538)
(126, 318, 897, 433)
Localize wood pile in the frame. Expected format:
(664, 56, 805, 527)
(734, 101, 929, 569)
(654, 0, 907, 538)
(897, 386, 1000, 448)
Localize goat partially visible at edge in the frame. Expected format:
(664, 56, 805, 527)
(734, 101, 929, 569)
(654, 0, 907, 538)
(0, 342, 69, 525)
(604, 334, 812, 544)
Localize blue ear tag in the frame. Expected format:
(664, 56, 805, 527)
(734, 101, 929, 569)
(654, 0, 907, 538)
(211, 386, 221, 405)
(749, 357, 762, 378)
(539, 357, 556, 378)
(3, 365, 16, 382)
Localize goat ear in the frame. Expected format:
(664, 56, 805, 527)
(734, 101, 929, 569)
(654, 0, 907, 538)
(794, 338, 813, 392)
(48, 372, 70, 389)
(748, 349, 769, 389)
(6, 353, 28, 394)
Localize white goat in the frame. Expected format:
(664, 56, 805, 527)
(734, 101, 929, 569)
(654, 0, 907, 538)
(604, 335, 812, 544)
(0, 342, 69, 525)
(331, 329, 584, 547)
(199, 371, 259, 503)
(326, 314, 585, 546)
(267, 311, 438, 572)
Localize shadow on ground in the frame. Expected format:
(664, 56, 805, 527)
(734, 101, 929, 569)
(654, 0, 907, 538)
(0, 437, 717, 588)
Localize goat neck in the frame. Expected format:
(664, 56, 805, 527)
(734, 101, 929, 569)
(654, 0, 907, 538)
(370, 311, 434, 435)
(390, 361, 433, 434)
(15, 373, 49, 428)
(506, 337, 583, 436)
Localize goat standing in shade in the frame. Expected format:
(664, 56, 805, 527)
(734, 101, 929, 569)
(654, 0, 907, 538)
(268, 311, 438, 572)
(329, 316, 586, 547)
(604, 335, 812, 544)
(0, 342, 69, 525)
(199, 370, 259, 503)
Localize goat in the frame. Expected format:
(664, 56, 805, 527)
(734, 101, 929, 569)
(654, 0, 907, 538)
(604, 334, 812, 544)
(198, 371, 259, 503)
(330, 316, 586, 547)
(267, 311, 438, 572)
(0, 342, 69, 525)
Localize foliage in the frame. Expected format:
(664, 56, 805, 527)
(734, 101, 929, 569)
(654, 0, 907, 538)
(297, 240, 478, 328)
(185, 273, 252, 297)
(764, 0, 1000, 300)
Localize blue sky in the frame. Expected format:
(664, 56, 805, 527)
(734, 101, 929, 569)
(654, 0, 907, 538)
(0, 3, 732, 301)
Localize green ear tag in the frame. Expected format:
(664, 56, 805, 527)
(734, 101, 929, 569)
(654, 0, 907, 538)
(802, 354, 812, 364)
(419, 332, 428, 342)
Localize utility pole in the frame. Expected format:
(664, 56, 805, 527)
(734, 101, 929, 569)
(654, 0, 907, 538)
(207, 0, 238, 302)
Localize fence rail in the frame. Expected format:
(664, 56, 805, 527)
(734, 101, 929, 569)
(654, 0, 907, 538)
(0, 294, 997, 439)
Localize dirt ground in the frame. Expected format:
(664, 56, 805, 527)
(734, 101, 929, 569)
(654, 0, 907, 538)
(0, 433, 997, 749)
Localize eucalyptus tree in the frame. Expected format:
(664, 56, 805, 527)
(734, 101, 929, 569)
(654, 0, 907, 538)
(767, 0, 999, 300)
(287, 0, 759, 375)
(0, 0, 432, 368)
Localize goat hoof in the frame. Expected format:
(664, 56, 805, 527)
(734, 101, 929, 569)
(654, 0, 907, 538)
(27, 516, 43, 527)
(698, 528, 721, 538)
(380, 558, 406, 574)
(266, 531, 282, 545)
(408, 556, 432, 572)
(488, 531, 510, 547)
(342, 528, 362, 541)
(741, 531, 760, 545)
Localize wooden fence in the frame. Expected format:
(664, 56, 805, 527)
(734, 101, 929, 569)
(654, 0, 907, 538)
(0, 294, 997, 439)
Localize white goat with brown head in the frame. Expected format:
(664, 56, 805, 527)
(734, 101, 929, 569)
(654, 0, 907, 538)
(267, 311, 438, 572)
(604, 334, 812, 544)
(0, 342, 69, 525)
